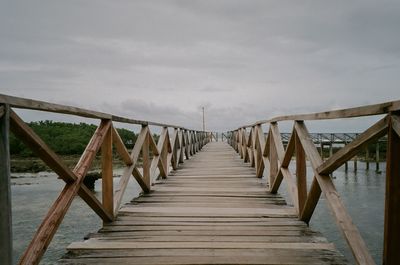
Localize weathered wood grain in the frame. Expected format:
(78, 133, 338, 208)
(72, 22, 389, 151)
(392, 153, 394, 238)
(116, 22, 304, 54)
(0, 104, 12, 265)
(62, 142, 346, 265)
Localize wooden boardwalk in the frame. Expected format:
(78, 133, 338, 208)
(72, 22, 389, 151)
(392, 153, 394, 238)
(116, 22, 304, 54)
(60, 142, 347, 265)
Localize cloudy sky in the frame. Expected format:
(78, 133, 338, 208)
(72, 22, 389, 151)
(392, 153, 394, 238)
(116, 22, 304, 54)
(1, 0, 400, 132)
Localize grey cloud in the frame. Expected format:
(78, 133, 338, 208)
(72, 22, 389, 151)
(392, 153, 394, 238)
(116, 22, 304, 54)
(1, 1, 400, 132)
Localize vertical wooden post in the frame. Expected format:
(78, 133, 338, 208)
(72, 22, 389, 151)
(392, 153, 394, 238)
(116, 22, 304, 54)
(101, 124, 113, 220)
(269, 126, 278, 189)
(142, 127, 151, 190)
(365, 147, 370, 170)
(295, 132, 307, 213)
(329, 143, 333, 157)
(376, 142, 380, 172)
(179, 130, 184, 164)
(0, 104, 12, 265)
(383, 114, 400, 265)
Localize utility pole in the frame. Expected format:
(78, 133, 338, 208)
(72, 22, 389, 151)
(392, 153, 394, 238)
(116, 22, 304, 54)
(202, 107, 205, 132)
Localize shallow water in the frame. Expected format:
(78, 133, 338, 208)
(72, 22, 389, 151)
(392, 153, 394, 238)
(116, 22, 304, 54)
(11, 162, 385, 264)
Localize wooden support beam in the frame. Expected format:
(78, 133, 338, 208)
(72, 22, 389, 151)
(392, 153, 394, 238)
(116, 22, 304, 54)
(268, 126, 279, 189)
(296, 131, 307, 214)
(0, 104, 12, 265)
(10, 110, 112, 222)
(141, 131, 151, 191)
(317, 116, 388, 174)
(300, 177, 321, 223)
(184, 130, 190, 159)
(113, 126, 149, 215)
(19, 120, 111, 265)
(178, 130, 185, 163)
(169, 129, 179, 170)
(10, 110, 76, 183)
(383, 114, 400, 265)
(295, 121, 375, 265)
(101, 125, 113, 220)
(112, 126, 133, 165)
(282, 131, 295, 168)
(255, 126, 265, 178)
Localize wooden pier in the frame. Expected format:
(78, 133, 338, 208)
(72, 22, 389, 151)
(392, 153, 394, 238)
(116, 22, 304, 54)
(1, 94, 400, 265)
(60, 142, 346, 265)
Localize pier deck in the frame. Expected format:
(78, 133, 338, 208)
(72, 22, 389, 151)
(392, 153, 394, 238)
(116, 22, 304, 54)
(60, 142, 346, 265)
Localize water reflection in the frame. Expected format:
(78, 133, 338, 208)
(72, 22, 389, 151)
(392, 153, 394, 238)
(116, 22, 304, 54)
(279, 161, 385, 264)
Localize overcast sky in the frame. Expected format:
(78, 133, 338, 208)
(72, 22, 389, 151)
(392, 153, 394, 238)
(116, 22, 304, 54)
(1, 0, 400, 132)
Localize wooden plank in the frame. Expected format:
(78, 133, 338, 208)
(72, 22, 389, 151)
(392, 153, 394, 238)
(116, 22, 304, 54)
(269, 127, 278, 188)
(296, 132, 307, 214)
(383, 114, 400, 265)
(101, 124, 114, 220)
(295, 121, 375, 265)
(19, 120, 111, 265)
(317, 115, 388, 174)
(142, 130, 151, 190)
(68, 240, 336, 250)
(0, 104, 12, 265)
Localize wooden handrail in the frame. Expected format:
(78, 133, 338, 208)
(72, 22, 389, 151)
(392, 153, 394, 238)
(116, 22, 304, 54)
(238, 99, 400, 129)
(228, 100, 400, 265)
(0, 94, 213, 265)
(0, 93, 191, 130)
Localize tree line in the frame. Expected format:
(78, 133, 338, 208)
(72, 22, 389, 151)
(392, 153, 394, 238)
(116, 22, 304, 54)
(10, 121, 137, 157)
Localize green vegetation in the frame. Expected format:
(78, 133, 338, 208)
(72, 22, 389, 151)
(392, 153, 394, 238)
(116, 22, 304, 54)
(10, 120, 137, 157)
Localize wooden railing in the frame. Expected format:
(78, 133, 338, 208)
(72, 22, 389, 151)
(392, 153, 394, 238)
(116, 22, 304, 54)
(0, 94, 212, 265)
(228, 100, 400, 265)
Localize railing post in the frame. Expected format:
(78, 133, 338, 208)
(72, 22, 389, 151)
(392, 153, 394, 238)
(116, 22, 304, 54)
(101, 123, 113, 220)
(0, 104, 12, 265)
(295, 130, 307, 213)
(383, 114, 400, 265)
(142, 126, 151, 190)
(269, 124, 279, 188)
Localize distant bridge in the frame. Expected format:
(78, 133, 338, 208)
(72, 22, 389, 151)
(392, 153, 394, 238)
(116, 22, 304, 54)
(0, 93, 399, 265)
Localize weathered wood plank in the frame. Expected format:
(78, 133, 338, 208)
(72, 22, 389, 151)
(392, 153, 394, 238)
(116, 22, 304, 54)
(0, 104, 12, 265)
(383, 114, 400, 265)
(61, 142, 346, 265)
(101, 124, 113, 220)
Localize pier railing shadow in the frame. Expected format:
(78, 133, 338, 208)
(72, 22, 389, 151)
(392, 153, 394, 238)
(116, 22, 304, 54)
(228, 100, 400, 265)
(0, 94, 211, 265)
